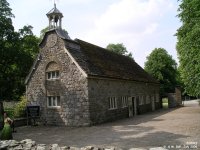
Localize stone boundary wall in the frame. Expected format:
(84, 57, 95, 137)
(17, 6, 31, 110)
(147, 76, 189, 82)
(3, 101, 18, 108)
(0, 139, 167, 150)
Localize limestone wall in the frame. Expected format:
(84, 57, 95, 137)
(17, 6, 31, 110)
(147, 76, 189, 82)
(168, 87, 182, 108)
(88, 78, 160, 124)
(26, 31, 160, 126)
(26, 31, 90, 126)
(0, 139, 167, 150)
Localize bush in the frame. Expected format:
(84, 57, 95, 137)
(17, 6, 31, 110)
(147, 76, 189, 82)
(13, 96, 27, 118)
(4, 108, 14, 119)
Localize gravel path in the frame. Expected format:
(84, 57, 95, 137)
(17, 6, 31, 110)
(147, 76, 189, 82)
(13, 100, 200, 149)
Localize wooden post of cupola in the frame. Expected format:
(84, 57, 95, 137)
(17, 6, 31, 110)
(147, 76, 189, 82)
(59, 16, 62, 29)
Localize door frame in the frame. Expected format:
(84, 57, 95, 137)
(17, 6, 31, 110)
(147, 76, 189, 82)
(128, 96, 137, 117)
(133, 96, 137, 116)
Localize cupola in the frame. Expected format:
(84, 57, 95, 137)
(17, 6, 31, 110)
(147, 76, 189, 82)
(46, 3, 63, 30)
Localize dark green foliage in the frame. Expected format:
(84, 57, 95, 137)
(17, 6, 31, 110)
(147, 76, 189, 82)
(144, 48, 178, 94)
(0, 0, 20, 100)
(0, 0, 39, 100)
(4, 108, 14, 119)
(176, 0, 200, 96)
(106, 43, 133, 59)
(40, 26, 49, 40)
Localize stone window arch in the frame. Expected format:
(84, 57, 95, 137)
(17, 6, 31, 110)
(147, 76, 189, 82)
(45, 61, 60, 80)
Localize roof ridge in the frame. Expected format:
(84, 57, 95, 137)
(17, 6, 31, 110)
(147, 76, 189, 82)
(75, 38, 134, 61)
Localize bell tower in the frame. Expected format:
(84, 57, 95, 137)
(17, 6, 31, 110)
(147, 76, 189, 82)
(46, 3, 63, 30)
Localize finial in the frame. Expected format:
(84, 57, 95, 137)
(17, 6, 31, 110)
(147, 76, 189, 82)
(54, 0, 56, 8)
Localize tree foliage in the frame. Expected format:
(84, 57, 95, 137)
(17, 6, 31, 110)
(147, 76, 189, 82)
(144, 48, 178, 94)
(0, 0, 19, 100)
(40, 26, 49, 40)
(106, 43, 133, 59)
(0, 0, 39, 100)
(176, 0, 200, 96)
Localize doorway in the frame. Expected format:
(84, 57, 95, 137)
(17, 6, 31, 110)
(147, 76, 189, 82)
(128, 96, 137, 117)
(151, 96, 155, 111)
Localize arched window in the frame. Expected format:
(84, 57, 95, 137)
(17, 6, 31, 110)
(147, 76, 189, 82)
(46, 61, 60, 80)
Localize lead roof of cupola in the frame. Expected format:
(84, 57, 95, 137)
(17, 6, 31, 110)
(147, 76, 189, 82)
(46, 4, 63, 17)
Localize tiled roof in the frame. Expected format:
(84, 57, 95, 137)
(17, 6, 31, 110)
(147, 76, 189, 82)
(66, 39, 159, 83)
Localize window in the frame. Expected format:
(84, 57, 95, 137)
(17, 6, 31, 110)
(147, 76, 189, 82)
(139, 95, 145, 105)
(108, 97, 117, 109)
(151, 95, 155, 102)
(47, 96, 60, 107)
(46, 61, 60, 80)
(121, 96, 128, 108)
(146, 95, 150, 104)
(47, 71, 59, 80)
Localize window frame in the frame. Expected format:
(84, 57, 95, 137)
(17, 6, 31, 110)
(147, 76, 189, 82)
(46, 70, 60, 80)
(47, 96, 61, 108)
(121, 96, 128, 108)
(146, 95, 151, 104)
(108, 97, 117, 110)
(151, 95, 155, 103)
(139, 95, 145, 105)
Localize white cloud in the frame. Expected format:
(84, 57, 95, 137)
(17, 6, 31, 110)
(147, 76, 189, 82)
(80, 0, 177, 67)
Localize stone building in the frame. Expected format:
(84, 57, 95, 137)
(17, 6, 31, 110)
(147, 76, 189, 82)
(25, 4, 161, 126)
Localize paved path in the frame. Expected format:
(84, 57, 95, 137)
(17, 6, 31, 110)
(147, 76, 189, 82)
(13, 100, 200, 149)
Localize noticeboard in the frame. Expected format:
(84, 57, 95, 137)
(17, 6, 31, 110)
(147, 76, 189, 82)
(27, 106, 40, 118)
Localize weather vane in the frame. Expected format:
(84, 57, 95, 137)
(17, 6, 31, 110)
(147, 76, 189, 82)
(50, 0, 59, 5)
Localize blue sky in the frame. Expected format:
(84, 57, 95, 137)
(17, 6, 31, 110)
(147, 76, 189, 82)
(7, 0, 181, 68)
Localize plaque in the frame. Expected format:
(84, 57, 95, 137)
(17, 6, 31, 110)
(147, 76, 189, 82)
(27, 106, 40, 118)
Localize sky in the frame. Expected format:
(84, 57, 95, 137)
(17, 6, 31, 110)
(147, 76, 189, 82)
(7, 0, 181, 68)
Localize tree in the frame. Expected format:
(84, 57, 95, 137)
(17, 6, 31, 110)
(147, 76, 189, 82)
(0, 0, 20, 100)
(106, 43, 133, 58)
(40, 26, 49, 40)
(15, 25, 40, 98)
(144, 48, 178, 94)
(19, 25, 39, 60)
(176, 0, 200, 96)
(0, 0, 39, 100)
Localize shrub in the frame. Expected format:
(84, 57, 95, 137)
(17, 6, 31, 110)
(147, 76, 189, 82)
(13, 96, 27, 118)
(4, 108, 14, 119)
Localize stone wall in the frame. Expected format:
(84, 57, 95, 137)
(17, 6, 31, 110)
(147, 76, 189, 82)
(168, 93, 176, 108)
(26, 31, 160, 126)
(88, 78, 160, 125)
(0, 139, 167, 150)
(168, 87, 182, 108)
(3, 101, 18, 109)
(26, 31, 90, 126)
(175, 87, 182, 106)
(0, 139, 117, 150)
